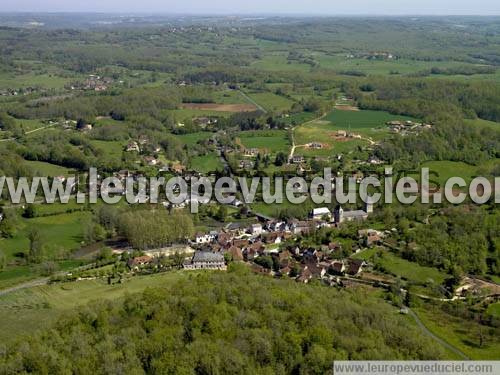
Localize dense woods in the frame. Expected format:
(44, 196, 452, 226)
(0, 267, 443, 374)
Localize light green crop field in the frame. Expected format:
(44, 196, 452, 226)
(354, 248, 448, 285)
(0, 72, 72, 90)
(176, 132, 213, 146)
(238, 130, 290, 154)
(414, 304, 500, 360)
(190, 152, 223, 173)
(90, 140, 125, 159)
(246, 91, 295, 112)
(0, 271, 190, 344)
(325, 109, 417, 129)
(0, 211, 89, 261)
(251, 54, 312, 73)
(169, 108, 234, 121)
(25, 160, 74, 177)
(464, 118, 500, 131)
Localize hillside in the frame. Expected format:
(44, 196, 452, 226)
(0, 266, 443, 374)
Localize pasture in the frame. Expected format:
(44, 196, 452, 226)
(190, 153, 223, 173)
(238, 130, 290, 154)
(176, 132, 213, 146)
(25, 160, 74, 177)
(0, 271, 189, 343)
(0, 211, 89, 261)
(245, 91, 295, 112)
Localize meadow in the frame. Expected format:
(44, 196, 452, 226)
(414, 303, 500, 360)
(190, 152, 223, 173)
(0, 271, 189, 344)
(245, 91, 296, 112)
(238, 130, 290, 154)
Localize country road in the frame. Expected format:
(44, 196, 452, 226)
(407, 308, 470, 360)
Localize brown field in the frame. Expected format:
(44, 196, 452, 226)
(181, 103, 257, 112)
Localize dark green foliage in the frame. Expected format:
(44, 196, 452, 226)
(0, 267, 443, 373)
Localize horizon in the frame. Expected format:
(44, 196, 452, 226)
(1, 0, 500, 16)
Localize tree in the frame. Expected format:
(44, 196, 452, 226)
(274, 152, 287, 167)
(28, 227, 44, 263)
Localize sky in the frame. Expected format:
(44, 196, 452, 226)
(1, 0, 500, 15)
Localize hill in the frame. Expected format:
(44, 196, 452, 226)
(0, 266, 443, 374)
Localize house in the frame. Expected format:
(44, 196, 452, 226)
(336, 130, 347, 138)
(308, 142, 323, 149)
(227, 246, 244, 261)
(296, 266, 313, 283)
(195, 232, 216, 245)
(217, 233, 233, 246)
(291, 155, 305, 164)
(290, 221, 312, 235)
(243, 148, 259, 157)
(183, 251, 226, 271)
(264, 232, 282, 245)
(311, 207, 331, 221)
(171, 164, 186, 175)
(358, 229, 383, 247)
(127, 256, 154, 270)
(250, 223, 263, 236)
(239, 160, 254, 169)
(330, 260, 346, 275)
(347, 259, 365, 276)
(144, 156, 158, 166)
(126, 141, 140, 152)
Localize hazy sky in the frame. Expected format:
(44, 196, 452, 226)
(2, 0, 500, 15)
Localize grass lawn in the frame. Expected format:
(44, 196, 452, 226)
(325, 109, 417, 130)
(414, 304, 500, 360)
(176, 132, 213, 146)
(90, 140, 125, 158)
(0, 271, 190, 343)
(0, 211, 89, 260)
(25, 160, 74, 177)
(245, 92, 295, 112)
(251, 54, 312, 73)
(355, 248, 448, 285)
(190, 153, 223, 173)
(464, 118, 500, 131)
(238, 130, 290, 154)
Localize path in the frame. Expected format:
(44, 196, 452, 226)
(407, 308, 470, 360)
(238, 90, 267, 114)
(0, 277, 49, 296)
(288, 113, 327, 161)
(0, 122, 59, 143)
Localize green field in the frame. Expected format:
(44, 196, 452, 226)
(176, 132, 213, 146)
(251, 54, 312, 73)
(354, 248, 448, 285)
(25, 160, 74, 177)
(245, 92, 295, 112)
(414, 304, 500, 360)
(0, 211, 89, 261)
(190, 152, 223, 173)
(486, 302, 500, 319)
(238, 130, 290, 154)
(0, 271, 189, 343)
(325, 109, 417, 130)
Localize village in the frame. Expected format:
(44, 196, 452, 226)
(123, 200, 381, 287)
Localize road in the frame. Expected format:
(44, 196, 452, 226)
(407, 308, 470, 360)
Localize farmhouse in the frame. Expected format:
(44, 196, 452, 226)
(291, 155, 305, 164)
(183, 251, 227, 271)
(126, 141, 140, 152)
(127, 256, 154, 270)
(311, 207, 332, 221)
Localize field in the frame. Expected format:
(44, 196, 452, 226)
(176, 132, 213, 146)
(238, 130, 290, 154)
(0, 211, 89, 261)
(0, 271, 189, 344)
(25, 160, 74, 177)
(294, 109, 419, 156)
(180, 103, 257, 112)
(190, 153, 223, 173)
(245, 91, 295, 112)
(414, 303, 500, 360)
(354, 248, 448, 285)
